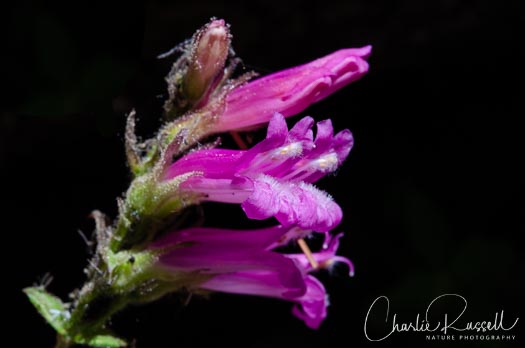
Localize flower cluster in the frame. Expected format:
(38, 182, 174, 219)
(155, 113, 357, 328)
(151, 23, 370, 328)
(25, 18, 371, 347)
(152, 225, 353, 329)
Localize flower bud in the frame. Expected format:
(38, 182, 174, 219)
(183, 19, 230, 106)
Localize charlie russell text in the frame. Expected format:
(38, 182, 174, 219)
(364, 294, 519, 342)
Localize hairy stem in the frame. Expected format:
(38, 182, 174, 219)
(54, 334, 71, 348)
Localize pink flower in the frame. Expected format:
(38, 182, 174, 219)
(166, 113, 353, 232)
(151, 225, 353, 329)
(155, 44, 367, 330)
(213, 46, 371, 132)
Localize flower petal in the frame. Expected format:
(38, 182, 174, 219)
(333, 129, 354, 165)
(201, 268, 306, 299)
(291, 275, 329, 329)
(285, 233, 355, 276)
(160, 246, 297, 275)
(242, 175, 342, 231)
(152, 225, 288, 250)
(203, 272, 328, 328)
(165, 149, 243, 180)
(311, 46, 372, 102)
(213, 47, 371, 132)
(179, 176, 252, 203)
(167, 115, 351, 185)
(312, 119, 335, 155)
(288, 115, 315, 144)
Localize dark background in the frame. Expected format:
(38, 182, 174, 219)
(2, 1, 523, 347)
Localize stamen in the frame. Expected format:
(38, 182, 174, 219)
(230, 131, 248, 149)
(281, 152, 338, 181)
(241, 142, 303, 176)
(297, 238, 318, 269)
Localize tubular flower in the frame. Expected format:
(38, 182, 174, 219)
(212, 46, 371, 132)
(166, 113, 353, 232)
(151, 225, 353, 329)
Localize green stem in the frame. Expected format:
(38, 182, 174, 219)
(54, 334, 71, 348)
(66, 280, 124, 338)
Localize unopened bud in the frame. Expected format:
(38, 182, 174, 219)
(183, 19, 230, 106)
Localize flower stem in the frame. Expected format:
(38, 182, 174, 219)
(54, 334, 71, 348)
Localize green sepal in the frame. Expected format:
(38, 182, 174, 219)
(111, 171, 198, 251)
(23, 287, 69, 335)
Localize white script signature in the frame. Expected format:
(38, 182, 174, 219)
(364, 294, 519, 342)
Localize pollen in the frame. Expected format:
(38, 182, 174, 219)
(313, 153, 338, 171)
(274, 142, 302, 158)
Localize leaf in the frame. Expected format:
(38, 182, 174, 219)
(23, 287, 68, 335)
(75, 334, 127, 347)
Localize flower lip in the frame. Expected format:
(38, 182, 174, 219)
(285, 232, 355, 276)
(153, 41, 366, 329)
(241, 174, 343, 232)
(291, 276, 328, 329)
(167, 113, 353, 184)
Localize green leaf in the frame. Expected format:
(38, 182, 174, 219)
(76, 334, 127, 347)
(23, 287, 68, 335)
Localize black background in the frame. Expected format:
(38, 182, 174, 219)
(2, 1, 523, 347)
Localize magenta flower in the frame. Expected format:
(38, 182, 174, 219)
(151, 225, 353, 329)
(166, 113, 353, 232)
(154, 42, 368, 332)
(24, 17, 370, 346)
(212, 46, 371, 132)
